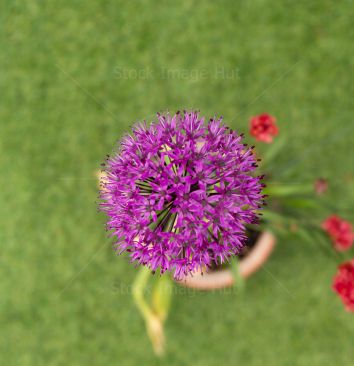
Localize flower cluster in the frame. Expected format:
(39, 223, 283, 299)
(250, 113, 278, 143)
(322, 215, 354, 252)
(100, 112, 265, 279)
(332, 260, 354, 312)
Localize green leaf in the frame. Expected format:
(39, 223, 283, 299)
(262, 209, 288, 223)
(281, 197, 319, 210)
(152, 274, 173, 322)
(230, 258, 245, 294)
(132, 268, 169, 357)
(296, 226, 314, 245)
(132, 266, 153, 319)
(263, 183, 313, 197)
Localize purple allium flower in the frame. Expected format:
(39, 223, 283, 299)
(100, 111, 265, 279)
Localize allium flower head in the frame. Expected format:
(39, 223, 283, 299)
(332, 259, 354, 312)
(250, 113, 278, 143)
(100, 111, 265, 279)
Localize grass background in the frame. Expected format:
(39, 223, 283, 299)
(1, 0, 354, 365)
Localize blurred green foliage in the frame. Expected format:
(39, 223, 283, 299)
(1, 0, 354, 365)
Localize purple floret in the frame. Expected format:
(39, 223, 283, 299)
(100, 111, 265, 279)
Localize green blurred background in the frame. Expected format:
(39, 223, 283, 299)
(1, 1, 354, 365)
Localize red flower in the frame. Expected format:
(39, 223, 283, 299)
(250, 113, 278, 143)
(314, 178, 328, 195)
(332, 259, 354, 312)
(322, 215, 354, 251)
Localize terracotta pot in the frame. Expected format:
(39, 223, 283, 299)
(176, 231, 276, 290)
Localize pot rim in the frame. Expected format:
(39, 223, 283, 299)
(176, 230, 276, 290)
